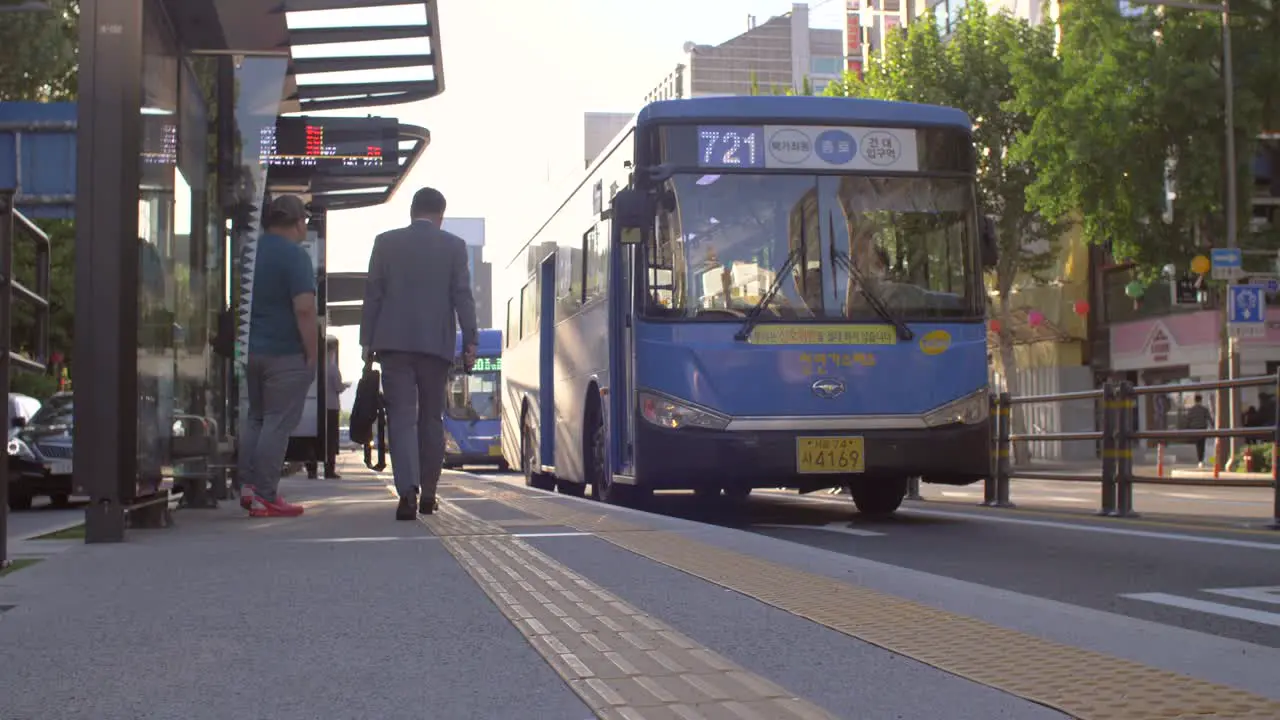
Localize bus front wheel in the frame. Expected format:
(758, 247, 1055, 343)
(521, 412, 556, 492)
(849, 477, 907, 518)
(585, 399, 648, 506)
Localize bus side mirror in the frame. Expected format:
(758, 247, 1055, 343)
(980, 215, 999, 269)
(612, 188, 652, 246)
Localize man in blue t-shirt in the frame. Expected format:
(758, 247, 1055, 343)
(237, 194, 319, 517)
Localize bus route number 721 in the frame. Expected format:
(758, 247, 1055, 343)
(698, 126, 764, 169)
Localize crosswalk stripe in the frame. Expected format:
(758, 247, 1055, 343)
(1203, 586, 1280, 607)
(1120, 592, 1280, 628)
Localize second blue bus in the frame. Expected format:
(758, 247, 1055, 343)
(443, 329, 507, 471)
(500, 96, 998, 516)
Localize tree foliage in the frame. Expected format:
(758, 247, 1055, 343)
(1009, 0, 1280, 274)
(0, 0, 79, 102)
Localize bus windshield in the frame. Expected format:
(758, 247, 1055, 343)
(644, 173, 982, 322)
(446, 368, 500, 422)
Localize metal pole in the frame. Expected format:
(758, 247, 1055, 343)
(1224, 0, 1241, 462)
(984, 394, 998, 506)
(995, 392, 1013, 508)
(1117, 381, 1140, 518)
(0, 190, 13, 567)
(1270, 373, 1279, 529)
(1099, 382, 1117, 516)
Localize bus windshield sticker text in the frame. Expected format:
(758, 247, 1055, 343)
(748, 324, 898, 346)
(697, 126, 766, 169)
(800, 352, 876, 376)
(762, 126, 919, 172)
(472, 357, 501, 373)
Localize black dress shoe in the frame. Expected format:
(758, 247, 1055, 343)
(396, 496, 418, 521)
(419, 495, 439, 515)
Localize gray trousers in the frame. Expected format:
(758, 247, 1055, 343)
(380, 351, 451, 499)
(238, 353, 313, 502)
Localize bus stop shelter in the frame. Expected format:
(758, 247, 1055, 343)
(70, 0, 446, 543)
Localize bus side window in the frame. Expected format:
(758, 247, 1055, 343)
(583, 224, 606, 305)
(505, 298, 517, 346)
(521, 279, 538, 340)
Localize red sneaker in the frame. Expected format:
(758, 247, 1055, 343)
(239, 485, 257, 511)
(247, 495, 305, 517)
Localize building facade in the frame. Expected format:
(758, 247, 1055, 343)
(441, 217, 494, 329)
(673, 3, 846, 98)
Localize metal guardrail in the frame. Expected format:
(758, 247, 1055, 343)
(986, 376, 1280, 529)
(0, 188, 53, 566)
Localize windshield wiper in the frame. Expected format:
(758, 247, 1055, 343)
(830, 246, 915, 342)
(733, 247, 802, 342)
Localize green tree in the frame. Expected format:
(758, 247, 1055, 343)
(1009, 0, 1277, 274)
(11, 219, 75, 363)
(826, 5, 1062, 461)
(0, 0, 79, 102)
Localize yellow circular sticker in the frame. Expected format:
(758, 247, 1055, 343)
(919, 329, 951, 356)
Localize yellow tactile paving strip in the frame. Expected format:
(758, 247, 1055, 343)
(485, 491, 1280, 720)
(426, 498, 837, 720)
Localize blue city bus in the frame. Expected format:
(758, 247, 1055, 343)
(443, 329, 507, 471)
(500, 96, 998, 515)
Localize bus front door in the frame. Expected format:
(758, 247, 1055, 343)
(537, 252, 556, 471)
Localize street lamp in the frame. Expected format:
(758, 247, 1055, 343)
(1131, 0, 1241, 463)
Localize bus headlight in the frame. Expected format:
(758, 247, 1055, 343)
(923, 390, 990, 428)
(638, 390, 730, 431)
(444, 431, 460, 455)
(8, 438, 35, 461)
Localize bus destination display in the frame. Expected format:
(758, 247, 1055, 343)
(472, 357, 501, 373)
(697, 126, 765, 169)
(259, 117, 397, 178)
(691, 124, 921, 173)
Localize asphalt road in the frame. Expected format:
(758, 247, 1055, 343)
(4, 497, 84, 542)
(479, 471, 1280, 650)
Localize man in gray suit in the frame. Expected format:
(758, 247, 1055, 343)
(360, 187, 479, 520)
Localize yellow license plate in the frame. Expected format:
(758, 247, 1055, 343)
(796, 436, 865, 474)
(488, 445, 502, 456)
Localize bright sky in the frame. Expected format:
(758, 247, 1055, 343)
(308, 0, 845, 405)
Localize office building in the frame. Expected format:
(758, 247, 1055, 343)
(441, 217, 493, 329)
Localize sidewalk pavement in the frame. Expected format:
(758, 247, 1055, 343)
(3, 455, 1280, 720)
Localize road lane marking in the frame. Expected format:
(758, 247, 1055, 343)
(1204, 586, 1280, 607)
(289, 536, 440, 543)
(1121, 592, 1280, 628)
(755, 523, 885, 537)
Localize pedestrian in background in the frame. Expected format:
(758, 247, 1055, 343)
(1184, 394, 1214, 469)
(306, 336, 349, 480)
(238, 194, 319, 517)
(359, 187, 479, 521)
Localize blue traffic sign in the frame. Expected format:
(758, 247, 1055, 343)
(1227, 285, 1266, 324)
(1268, 278, 1280, 294)
(1212, 247, 1243, 269)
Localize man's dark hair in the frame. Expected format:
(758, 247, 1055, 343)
(411, 187, 446, 218)
(1194, 394, 1203, 402)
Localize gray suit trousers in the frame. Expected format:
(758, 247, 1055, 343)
(380, 351, 452, 499)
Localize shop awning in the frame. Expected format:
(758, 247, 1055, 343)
(167, 0, 444, 113)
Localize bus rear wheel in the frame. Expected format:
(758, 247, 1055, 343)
(521, 412, 556, 492)
(849, 477, 908, 518)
